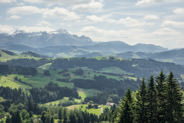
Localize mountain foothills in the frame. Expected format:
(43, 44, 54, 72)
(0, 49, 184, 122)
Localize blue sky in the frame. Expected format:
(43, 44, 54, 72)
(0, 0, 184, 49)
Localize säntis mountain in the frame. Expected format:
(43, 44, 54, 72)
(1, 30, 183, 65)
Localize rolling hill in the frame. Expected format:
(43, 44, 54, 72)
(117, 48, 184, 65)
(1, 49, 184, 81)
(0, 49, 184, 120)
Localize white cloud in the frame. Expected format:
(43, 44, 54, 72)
(23, 0, 42, 4)
(44, 0, 90, 5)
(23, 0, 91, 6)
(86, 15, 155, 27)
(136, 0, 183, 6)
(0, 25, 55, 34)
(18, 26, 55, 33)
(72, 0, 104, 11)
(152, 27, 183, 48)
(107, 17, 154, 27)
(86, 15, 104, 22)
(153, 27, 181, 36)
(43, 7, 80, 20)
(144, 15, 159, 20)
(117, 17, 145, 27)
(79, 26, 145, 42)
(0, 0, 16, 3)
(162, 20, 184, 28)
(8, 6, 42, 15)
(167, 8, 184, 20)
(37, 20, 51, 26)
(9, 15, 21, 19)
(0, 25, 15, 34)
(136, 0, 158, 6)
(8, 6, 80, 20)
(173, 8, 184, 14)
(79, 26, 125, 41)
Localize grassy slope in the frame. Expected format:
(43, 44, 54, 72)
(0, 50, 41, 62)
(0, 75, 31, 89)
(66, 104, 110, 116)
(43, 97, 80, 106)
(0, 74, 73, 89)
(78, 88, 101, 100)
(60, 67, 137, 81)
(0, 54, 140, 115)
(43, 88, 101, 106)
(100, 66, 129, 74)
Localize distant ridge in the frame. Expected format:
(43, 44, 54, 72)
(0, 30, 169, 58)
(117, 48, 184, 65)
(21, 51, 47, 58)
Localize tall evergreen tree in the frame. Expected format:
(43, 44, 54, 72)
(146, 76, 157, 123)
(6, 115, 12, 123)
(51, 117, 54, 123)
(63, 108, 67, 123)
(11, 111, 22, 123)
(58, 109, 62, 123)
(112, 72, 184, 123)
(156, 71, 167, 123)
(135, 79, 147, 123)
(165, 72, 183, 123)
(116, 89, 133, 123)
(41, 112, 47, 123)
(126, 88, 132, 104)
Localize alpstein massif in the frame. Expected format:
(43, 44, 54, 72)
(0, 31, 167, 57)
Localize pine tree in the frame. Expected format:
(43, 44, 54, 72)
(135, 79, 147, 123)
(6, 115, 12, 123)
(116, 89, 133, 123)
(126, 88, 132, 103)
(11, 111, 22, 123)
(121, 100, 133, 123)
(146, 76, 157, 123)
(51, 117, 54, 123)
(58, 109, 62, 123)
(165, 72, 183, 123)
(113, 72, 184, 123)
(63, 108, 67, 123)
(156, 72, 167, 123)
(69, 111, 76, 123)
(41, 111, 46, 123)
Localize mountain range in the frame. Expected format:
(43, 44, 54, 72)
(0, 30, 166, 51)
(1, 30, 184, 65)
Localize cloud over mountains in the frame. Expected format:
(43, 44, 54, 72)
(0, 0, 184, 48)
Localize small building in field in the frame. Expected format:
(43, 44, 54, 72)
(106, 102, 115, 107)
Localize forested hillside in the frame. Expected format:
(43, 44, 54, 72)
(100, 72, 184, 123)
(0, 72, 183, 123)
(0, 50, 184, 122)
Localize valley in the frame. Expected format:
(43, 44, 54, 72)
(1, 49, 184, 122)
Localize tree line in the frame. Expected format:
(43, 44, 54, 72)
(0, 82, 79, 110)
(2, 105, 99, 123)
(0, 64, 37, 76)
(0, 72, 184, 123)
(101, 72, 184, 123)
